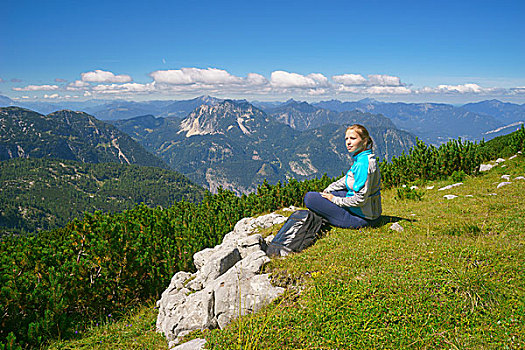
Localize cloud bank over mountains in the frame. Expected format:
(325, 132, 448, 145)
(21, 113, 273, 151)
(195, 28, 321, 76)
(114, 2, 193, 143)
(7, 67, 525, 102)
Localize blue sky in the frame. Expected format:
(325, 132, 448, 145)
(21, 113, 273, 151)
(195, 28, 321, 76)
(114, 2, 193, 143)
(1, 0, 524, 103)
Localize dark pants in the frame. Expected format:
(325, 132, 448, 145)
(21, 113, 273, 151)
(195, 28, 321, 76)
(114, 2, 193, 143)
(304, 191, 370, 229)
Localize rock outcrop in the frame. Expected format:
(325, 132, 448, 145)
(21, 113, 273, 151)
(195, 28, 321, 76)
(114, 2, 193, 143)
(156, 212, 288, 347)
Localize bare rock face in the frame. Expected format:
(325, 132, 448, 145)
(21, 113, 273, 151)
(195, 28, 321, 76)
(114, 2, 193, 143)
(156, 212, 287, 345)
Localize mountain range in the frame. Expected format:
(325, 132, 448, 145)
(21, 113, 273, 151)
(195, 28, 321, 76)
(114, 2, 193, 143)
(2, 95, 524, 194)
(313, 99, 514, 144)
(112, 100, 416, 194)
(2, 94, 523, 145)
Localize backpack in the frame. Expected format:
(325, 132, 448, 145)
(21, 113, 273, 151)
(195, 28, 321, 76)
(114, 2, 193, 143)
(267, 210, 326, 257)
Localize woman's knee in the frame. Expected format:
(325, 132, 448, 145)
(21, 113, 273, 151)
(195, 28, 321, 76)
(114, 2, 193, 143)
(303, 191, 319, 208)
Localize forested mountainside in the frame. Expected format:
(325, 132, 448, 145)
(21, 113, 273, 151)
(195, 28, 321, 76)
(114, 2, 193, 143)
(0, 107, 166, 168)
(113, 100, 416, 194)
(0, 158, 206, 235)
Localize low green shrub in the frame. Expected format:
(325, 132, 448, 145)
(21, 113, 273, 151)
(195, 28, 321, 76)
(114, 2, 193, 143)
(0, 175, 332, 348)
(395, 187, 425, 201)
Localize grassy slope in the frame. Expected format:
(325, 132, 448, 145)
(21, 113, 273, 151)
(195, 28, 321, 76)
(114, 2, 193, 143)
(47, 155, 524, 350)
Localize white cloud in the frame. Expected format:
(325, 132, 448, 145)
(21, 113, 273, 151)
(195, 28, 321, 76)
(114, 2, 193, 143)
(438, 83, 484, 93)
(332, 74, 367, 86)
(336, 85, 362, 93)
(81, 70, 132, 83)
(8, 66, 523, 101)
(67, 80, 91, 90)
(13, 84, 59, 91)
(92, 82, 156, 94)
(366, 86, 412, 94)
(150, 68, 243, 85)
(270, 71, 327, 88)
(246, 73, 268, 86)
(368, 74, 402, 86)
(307, 73, 330, 86)
(419, 83, 497, 94)
(308, 88, 328, 96)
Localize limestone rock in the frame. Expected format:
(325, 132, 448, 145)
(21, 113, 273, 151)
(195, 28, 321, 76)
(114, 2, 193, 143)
(192, 248, 214, 270)
(390, 222, 404, 232)
(479, 164, 493, 172)
(156, 212, 287, 345)
(170, 338, 207, 350)
(438, 183, 463, 191)
(497, 182, 512, 189)
(188, 247, 242, 290)
(501, 175, 511, 180)
(282, 205, 301, 212)
(443, 195, 458, 199)
(496, 158, 506, 163)
(238, 234, 267, 258)
(212, 251, 283, 329)
(515, 176, 525, 180)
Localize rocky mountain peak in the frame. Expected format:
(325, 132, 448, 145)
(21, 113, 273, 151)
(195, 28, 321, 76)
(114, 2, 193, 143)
(178, 100, 267, 137)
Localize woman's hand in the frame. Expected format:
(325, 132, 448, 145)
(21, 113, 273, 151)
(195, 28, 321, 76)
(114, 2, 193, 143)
(320, 192, 334, 202)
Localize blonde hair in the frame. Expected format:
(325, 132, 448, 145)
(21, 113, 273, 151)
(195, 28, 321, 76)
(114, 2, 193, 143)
(346, 124, 373, 150)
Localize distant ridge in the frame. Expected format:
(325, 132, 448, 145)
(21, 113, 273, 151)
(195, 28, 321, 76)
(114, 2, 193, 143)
(314, 99, 503, 144)
(0, 95, 14, 106)
(462, 99, 525, 125)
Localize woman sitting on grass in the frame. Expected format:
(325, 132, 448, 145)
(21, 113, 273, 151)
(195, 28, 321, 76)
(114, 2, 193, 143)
(304, 124, 382, 228)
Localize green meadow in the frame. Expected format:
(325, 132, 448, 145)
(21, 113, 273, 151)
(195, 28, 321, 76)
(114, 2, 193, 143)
(47, 153, 524, 350)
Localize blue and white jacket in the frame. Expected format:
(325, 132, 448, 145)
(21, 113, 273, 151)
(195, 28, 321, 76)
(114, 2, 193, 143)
(323, 149, 382, 220)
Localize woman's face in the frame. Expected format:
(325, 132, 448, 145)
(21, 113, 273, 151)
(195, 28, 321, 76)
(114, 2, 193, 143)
(345, 129, 366, 155)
